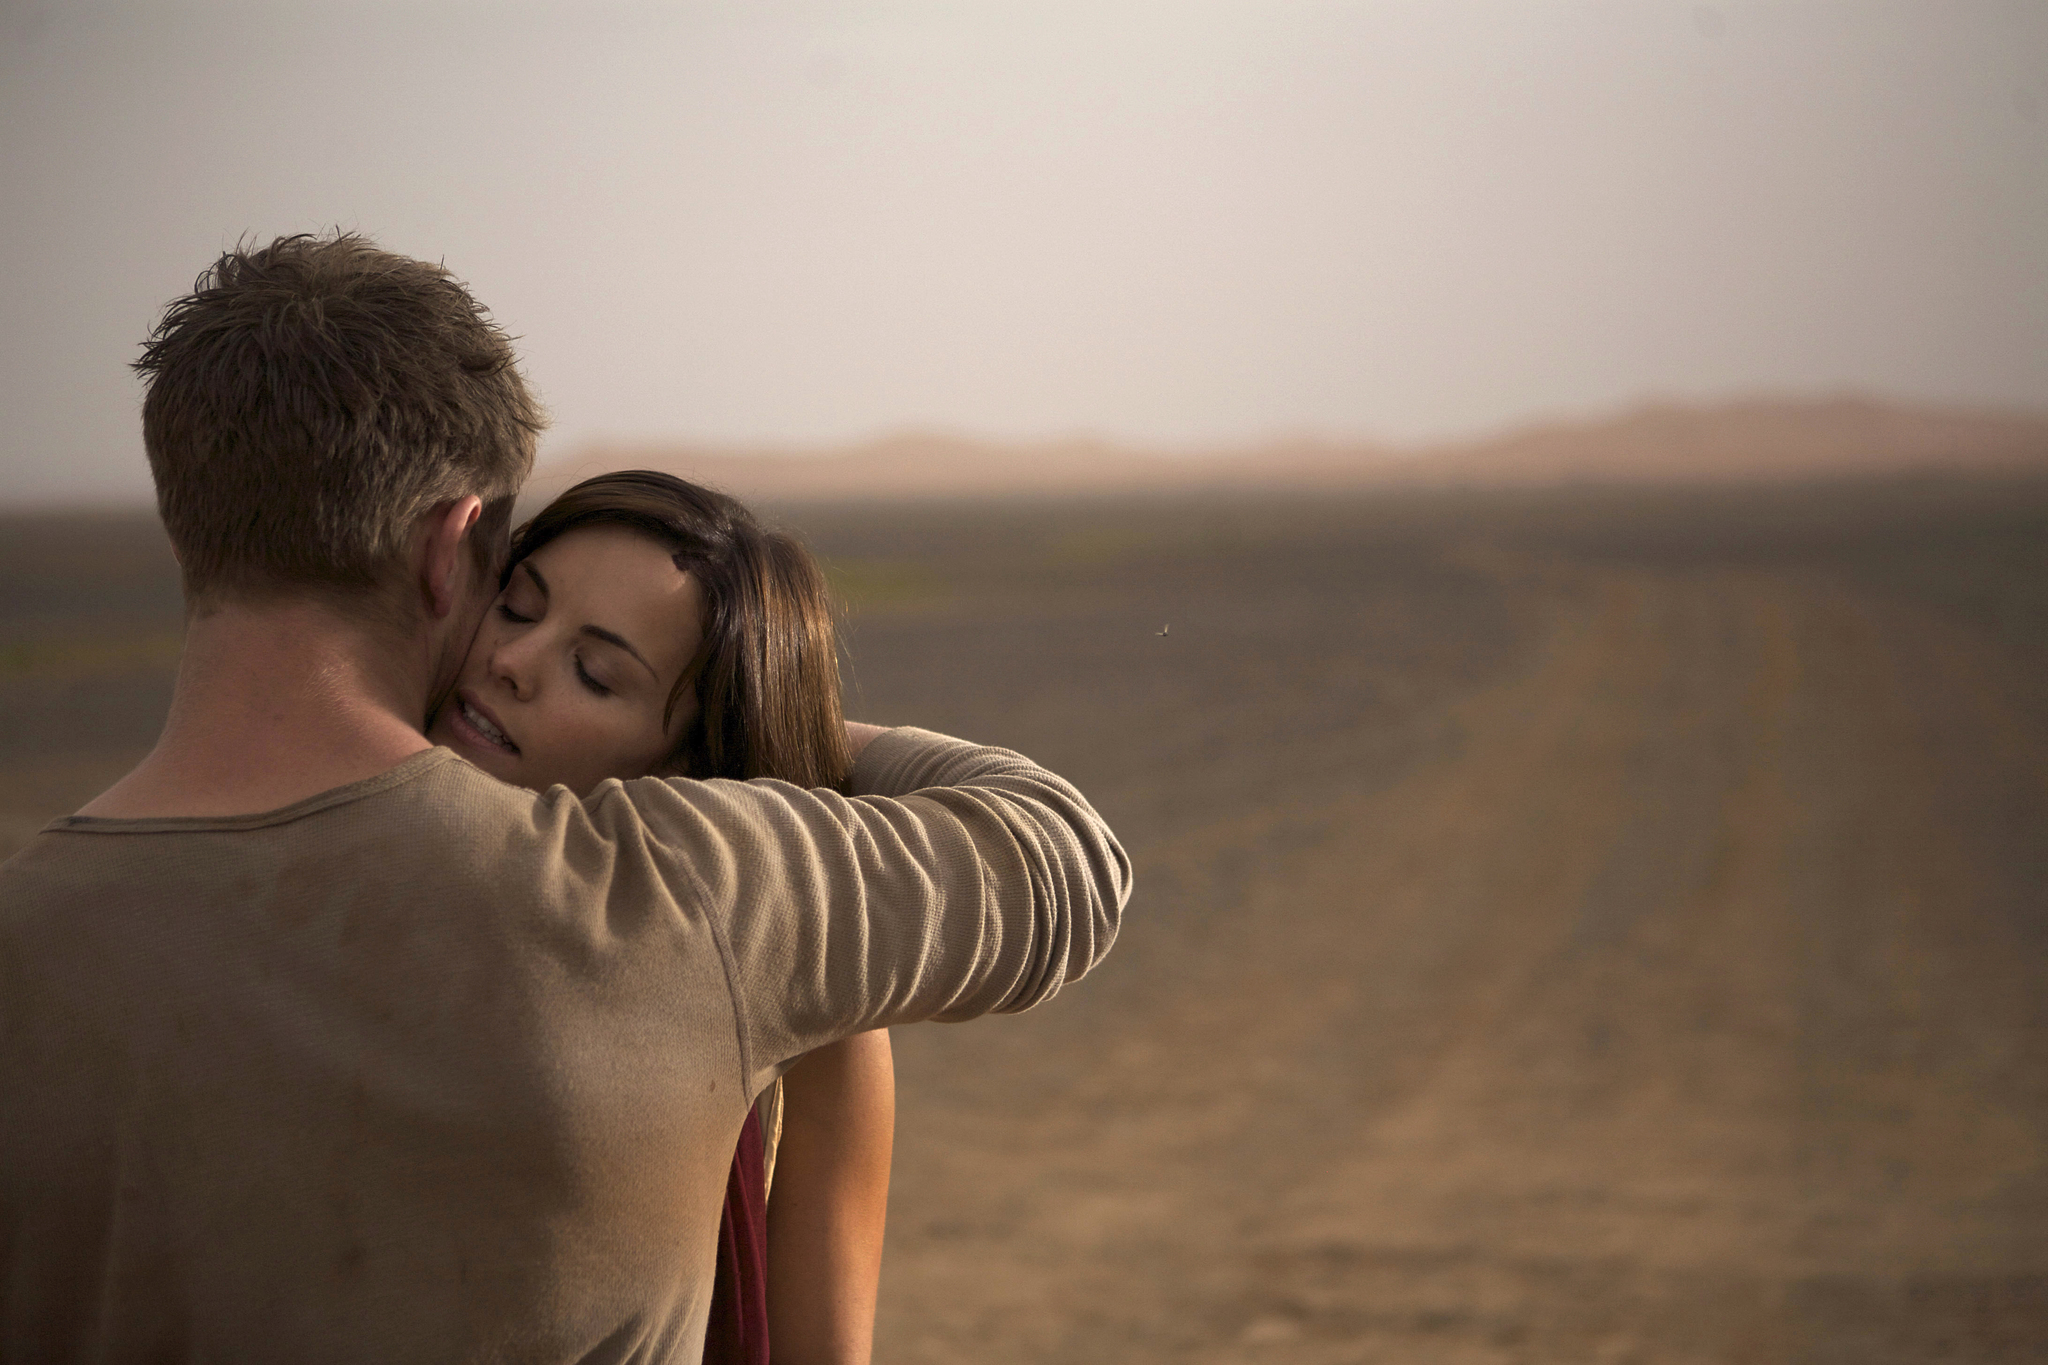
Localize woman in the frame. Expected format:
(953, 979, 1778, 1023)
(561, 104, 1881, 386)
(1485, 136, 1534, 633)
(426, 470, 893, 1365)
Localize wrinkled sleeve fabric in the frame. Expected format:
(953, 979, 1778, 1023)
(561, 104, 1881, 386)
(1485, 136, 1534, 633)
(597, 728, 1131, 1095)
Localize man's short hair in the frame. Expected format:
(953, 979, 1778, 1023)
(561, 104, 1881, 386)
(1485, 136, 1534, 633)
(134, 233, 546, 604)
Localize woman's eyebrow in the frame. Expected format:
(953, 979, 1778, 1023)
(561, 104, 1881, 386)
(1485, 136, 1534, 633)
(580, 625, 660, 681)
(520, 559, 657, 680)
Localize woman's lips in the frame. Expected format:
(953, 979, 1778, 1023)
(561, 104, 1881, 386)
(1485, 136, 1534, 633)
(448, 693, 520, 756)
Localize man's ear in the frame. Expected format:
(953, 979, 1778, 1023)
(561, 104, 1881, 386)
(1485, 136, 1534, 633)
(421, 496, 485, 621)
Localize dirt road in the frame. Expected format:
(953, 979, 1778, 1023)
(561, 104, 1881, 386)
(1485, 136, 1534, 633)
(819, 493, 2048, 1363)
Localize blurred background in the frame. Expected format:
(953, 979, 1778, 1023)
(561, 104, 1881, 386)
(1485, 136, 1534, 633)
(4, 2, 2046, 1360)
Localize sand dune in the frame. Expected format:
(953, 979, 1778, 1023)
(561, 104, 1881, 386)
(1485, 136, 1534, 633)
(1426, 396, 2048, 486)
(525, 396, 2048, 509)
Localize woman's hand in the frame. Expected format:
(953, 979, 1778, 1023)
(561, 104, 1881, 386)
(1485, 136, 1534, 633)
(843, 722, 889, 762)
(766, 1029, 895, 1365)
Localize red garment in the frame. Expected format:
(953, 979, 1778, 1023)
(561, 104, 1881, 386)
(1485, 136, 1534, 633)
(701, 1103, 771, 1365)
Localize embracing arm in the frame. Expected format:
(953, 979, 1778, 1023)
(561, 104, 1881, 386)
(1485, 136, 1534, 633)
(620, 725, 1132, 1084)
(765, 1029, 895, 1365)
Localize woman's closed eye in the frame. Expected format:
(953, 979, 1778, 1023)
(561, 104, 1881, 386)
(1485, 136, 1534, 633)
(574, 656, 613, 697)
(497, 603, 535, 625)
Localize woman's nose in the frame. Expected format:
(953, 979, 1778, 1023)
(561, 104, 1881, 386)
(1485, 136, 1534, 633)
(488, 632, 542, 701)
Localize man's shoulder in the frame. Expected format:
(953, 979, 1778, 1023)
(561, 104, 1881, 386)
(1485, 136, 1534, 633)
(0, 752, 681, 951)
(2, 753, 561, 896)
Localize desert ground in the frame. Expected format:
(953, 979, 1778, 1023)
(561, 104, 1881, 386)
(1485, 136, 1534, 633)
(3, 477, 2044, 1361)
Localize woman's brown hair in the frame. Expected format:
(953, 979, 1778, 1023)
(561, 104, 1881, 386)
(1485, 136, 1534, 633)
(509, 471, 853, 791)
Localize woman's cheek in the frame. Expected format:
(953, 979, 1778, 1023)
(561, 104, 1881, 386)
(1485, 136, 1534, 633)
(565, 712, 628, 777)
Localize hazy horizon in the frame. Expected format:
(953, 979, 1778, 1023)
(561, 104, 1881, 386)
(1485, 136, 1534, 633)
(5, 0, 2045, 504)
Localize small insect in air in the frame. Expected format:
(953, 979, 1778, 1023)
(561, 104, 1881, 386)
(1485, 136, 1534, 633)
(1156, 624, 1169, 637)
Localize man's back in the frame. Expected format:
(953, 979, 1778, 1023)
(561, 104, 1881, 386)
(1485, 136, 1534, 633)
(1, 730, 1128, 1363)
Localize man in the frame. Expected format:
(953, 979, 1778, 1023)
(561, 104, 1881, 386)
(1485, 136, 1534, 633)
(0, 235, 1129, 1362)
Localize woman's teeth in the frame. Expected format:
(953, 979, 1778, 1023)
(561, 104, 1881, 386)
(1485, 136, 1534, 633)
(463, 701, 517, 752)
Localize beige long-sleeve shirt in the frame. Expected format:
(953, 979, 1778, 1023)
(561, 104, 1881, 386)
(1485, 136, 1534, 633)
(0, 727, 1129, 1364)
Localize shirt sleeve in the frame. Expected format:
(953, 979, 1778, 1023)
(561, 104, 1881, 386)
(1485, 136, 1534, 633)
(598, 728, 1132, 1093)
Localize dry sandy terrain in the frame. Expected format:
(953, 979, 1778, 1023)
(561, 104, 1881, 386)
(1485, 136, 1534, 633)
(807, 482, 2048, 1363)
(3, 479, 2044, 1361)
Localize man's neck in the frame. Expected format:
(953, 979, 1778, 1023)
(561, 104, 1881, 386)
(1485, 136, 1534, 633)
(79, 598, 440, 819)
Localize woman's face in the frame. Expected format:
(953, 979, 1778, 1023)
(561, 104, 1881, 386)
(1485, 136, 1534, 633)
(428, 524, 707, 794)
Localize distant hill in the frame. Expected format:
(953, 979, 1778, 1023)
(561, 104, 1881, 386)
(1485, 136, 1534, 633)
(1418, 397, 2048, 487)
(522, 397, 2048, 509)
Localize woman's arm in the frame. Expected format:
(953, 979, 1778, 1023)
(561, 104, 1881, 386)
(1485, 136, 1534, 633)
(765, 1029, 895, 1365)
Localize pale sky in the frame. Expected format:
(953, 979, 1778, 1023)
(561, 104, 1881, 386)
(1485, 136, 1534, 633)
(3, 0, 2044, 504)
